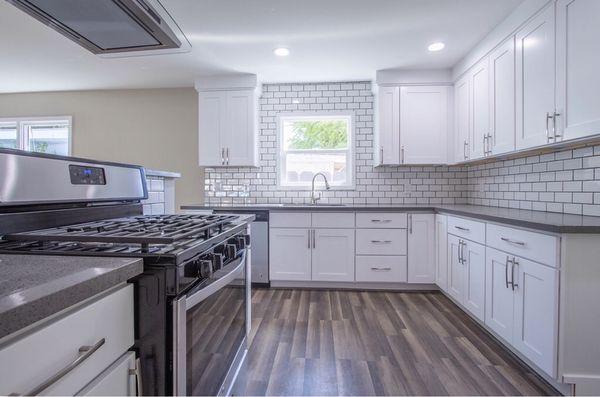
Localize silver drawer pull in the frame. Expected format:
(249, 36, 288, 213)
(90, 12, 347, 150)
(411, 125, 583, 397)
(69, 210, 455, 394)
(454, 226, 470, 231)
(370, 219, 392, 223)
(371, 267, 392, 271)
(371, 240, 392, 244)
(14, 338, 106, 396)
(501, 237, 526, 246)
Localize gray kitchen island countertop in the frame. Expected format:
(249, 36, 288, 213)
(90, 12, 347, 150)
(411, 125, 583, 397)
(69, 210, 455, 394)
(181, 203, 600, 234)
(0, 254, 143, 340)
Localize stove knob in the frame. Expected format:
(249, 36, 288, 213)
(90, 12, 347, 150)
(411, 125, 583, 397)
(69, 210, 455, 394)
(243, 234, 251, 246)
(199, 260, 213, 279)
(211, 253, 224, 270)
(184, 259, 212, 278)
(235, 236, 247, 249)
(225, 244, 237, 258)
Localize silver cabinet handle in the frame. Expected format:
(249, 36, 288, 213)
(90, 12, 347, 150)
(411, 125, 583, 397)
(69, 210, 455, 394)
(511, 258, 519, 291)
(401, 146, 405, 164)
(505, 256, 512, 289)
(312, 229, 316, 248)
(500, 237, 525, 246)
(553, 112, 561, 139)
(14, 338, 106, 396)
(458, 240, 464, 264)
(371, 240, 392, 244)
(308, 229, 311, 249)
(220, 148, 225, 165)
(546, 112, 554, 142)
(463, 140, 468, 160)
(409, 214, 413, 234)
(226, 147, 230, 165)
(129, 357, 143, 396)
(379, 147, 383, 162)
(454, 225, 469, 231)
(370, 219, 392, 223)
(483, 135, 487, 156)
(371, 267, 392, 271)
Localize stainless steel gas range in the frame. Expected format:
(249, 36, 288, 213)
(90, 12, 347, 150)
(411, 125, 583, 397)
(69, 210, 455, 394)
(0, 148, 253, 396)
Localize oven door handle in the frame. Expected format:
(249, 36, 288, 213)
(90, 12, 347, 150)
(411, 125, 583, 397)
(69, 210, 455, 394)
(185, 250, 247, 310)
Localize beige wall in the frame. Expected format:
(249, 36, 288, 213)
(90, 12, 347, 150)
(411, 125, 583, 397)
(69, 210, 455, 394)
(0, 88, 203, 209)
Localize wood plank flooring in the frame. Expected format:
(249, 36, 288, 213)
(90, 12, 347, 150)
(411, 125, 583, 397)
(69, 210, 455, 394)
(232, 289, 558, 396)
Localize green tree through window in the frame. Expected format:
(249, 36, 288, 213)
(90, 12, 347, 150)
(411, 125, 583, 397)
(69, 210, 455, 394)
(288, 120, 347, 149)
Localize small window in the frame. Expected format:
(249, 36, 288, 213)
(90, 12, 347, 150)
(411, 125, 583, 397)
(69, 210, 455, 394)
(279, 114, 353, 187)
(0, 117, 71, 156)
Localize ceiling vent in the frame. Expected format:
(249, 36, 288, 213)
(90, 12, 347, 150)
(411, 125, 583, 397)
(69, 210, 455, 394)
(6, 0, 190, 56)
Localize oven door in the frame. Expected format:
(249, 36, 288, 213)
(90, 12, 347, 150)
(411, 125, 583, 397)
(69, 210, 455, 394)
(172, 249, 249, 396)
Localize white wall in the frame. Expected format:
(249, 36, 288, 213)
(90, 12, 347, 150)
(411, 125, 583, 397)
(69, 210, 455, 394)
(0, 88, 202, 209)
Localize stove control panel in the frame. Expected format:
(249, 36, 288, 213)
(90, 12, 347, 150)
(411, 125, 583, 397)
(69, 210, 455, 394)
(69, 164, 106, 185)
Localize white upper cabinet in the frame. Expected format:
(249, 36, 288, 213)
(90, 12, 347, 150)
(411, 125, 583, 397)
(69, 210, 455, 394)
(489, 37, 516, 155)
(555, 0, 600, 141)
(400, 86, 449, 164)
(454, 75, 471, 162)
(375, 86, 400, 165)
(469, 58, 490, 160)
(196, 75, 258, 167)
(515, 4, 556, 150)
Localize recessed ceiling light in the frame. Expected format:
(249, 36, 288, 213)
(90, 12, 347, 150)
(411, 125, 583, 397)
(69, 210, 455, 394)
(428, 42, 445, 52)
(273, 47, 290, 57)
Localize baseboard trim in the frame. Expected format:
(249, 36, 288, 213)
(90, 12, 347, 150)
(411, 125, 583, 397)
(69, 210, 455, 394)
(269, 280, 439, 291)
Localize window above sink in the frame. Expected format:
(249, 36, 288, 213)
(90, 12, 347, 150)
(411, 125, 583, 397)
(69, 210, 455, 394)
(278, 113, 354, 189)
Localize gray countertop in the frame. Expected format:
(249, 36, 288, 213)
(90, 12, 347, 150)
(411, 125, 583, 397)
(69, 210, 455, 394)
(0, 255, 143, 340)
(181, 203, 600, 234)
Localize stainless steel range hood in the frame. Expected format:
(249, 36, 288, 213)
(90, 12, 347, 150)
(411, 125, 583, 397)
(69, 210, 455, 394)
(6, 0, 182, 54)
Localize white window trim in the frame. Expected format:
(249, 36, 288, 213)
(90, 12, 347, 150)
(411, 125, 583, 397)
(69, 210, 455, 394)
(0, 116, 72, 155)
(276, 112, 355, 190)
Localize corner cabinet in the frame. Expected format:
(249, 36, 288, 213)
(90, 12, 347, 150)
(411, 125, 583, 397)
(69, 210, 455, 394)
(375, 84, 450, 166)
(196, 75, 259, 167)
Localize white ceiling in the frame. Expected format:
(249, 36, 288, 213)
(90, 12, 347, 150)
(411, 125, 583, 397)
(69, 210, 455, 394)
(0, 0, 523, 93)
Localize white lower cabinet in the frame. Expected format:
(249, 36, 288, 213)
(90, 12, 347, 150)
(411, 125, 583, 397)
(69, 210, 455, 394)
(407, 214, 435, 283)
(462, 240, 486, 321)
(512, 255, 558, 377)
(435, 214, 448, 291)
(447, 234, 464, 302)
(0, 285, 134, 396)
(312, 229, 355, 282)
(269, 228, 311, 281)
(485, 247, 515, 343)
(76, 352, 137, 396)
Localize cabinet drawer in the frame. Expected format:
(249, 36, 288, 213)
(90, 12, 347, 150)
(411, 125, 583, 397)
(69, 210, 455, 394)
(76, 352, 137, 396)
(311, 212, 355, 228)
(486, 223, 559, 267)
(356, 256, 407, 282)
(447, 216, 486, 244)
(270, 212, 311, 228)
(356, 229, 407, 255)
(356, 212, 407, 228)
(0, 285, 134, 396)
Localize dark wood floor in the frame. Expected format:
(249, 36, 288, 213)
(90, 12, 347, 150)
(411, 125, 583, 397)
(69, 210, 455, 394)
(232, 289, 558, 396)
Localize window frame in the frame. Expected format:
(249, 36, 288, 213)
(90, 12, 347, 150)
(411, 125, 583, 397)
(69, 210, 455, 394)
(277, 112, 355, 190)
(0, 116, 72, 155)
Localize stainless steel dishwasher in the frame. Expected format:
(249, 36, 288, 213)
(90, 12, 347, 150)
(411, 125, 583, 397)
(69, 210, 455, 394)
(213, 209, 269, 286)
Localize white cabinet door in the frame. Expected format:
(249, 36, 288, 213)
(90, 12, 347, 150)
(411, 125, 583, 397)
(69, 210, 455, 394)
(225, 90, 256, 166)
(435, 214, 448, 292)
(485, 248, 515, 344)
(407, 214, 435, 283)
(470, 58, 490, 160)
(454, 75, 471, 162)
(376, 86, 400, 165)
(269, 228, 311, 281)
(556, 0, 600, 141)
(400, 86, 449, 164)
(447, 234, 464, 302)
(76, 352, 137, 396)
(198, 91, 227, 166)
(513, 256, 559, 377)
(312, 229, 355, 282)
(515, 4, 556, 149)
(490, 37, 516, 155)
(463, 240, 486, 321)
